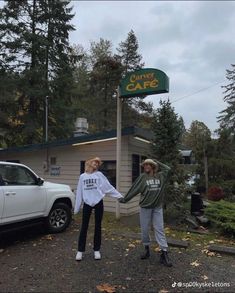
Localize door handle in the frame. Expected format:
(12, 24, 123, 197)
(5, 192, 16, 196)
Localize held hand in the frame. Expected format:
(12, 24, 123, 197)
(119, 198, 126, 204)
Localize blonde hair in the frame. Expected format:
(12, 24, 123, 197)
(85, 157, 102, 172)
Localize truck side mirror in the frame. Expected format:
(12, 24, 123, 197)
(37, 177, 44, 186)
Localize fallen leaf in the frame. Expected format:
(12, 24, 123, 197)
(128, 243, 135, 248)
(96, 283, 116, 293)
(215, 239, 223, 242)
(202, 275, 208, 280)
(190, 260, 200, 267)
(154, 247, 161, 252)
(44, 235, 53, 241)
(202, 249, 216, 257)
(207, 252, 216, 257)
(209, 240, 215, 244)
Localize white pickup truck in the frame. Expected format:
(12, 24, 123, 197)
(0, 161, 75, 233)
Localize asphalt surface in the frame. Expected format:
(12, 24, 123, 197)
(0, 217, 234, 292)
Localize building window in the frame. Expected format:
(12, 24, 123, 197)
(50, 157, 57, 165)
(132, 154, 147, 183)
(80, 160, 116, 187)
(80, 161, 85, 174)
(132, 154, 140, 183)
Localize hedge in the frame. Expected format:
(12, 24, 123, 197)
(205, 200, 235, 237)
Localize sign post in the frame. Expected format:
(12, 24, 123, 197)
(115, 68, 169, 219)
(116, 87, 122, 219)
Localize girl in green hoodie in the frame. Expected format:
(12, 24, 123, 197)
(119, 158, 172, 267)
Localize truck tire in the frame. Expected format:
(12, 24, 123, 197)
(45, 202, 72, 233)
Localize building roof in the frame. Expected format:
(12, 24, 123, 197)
(0, 126, 153, 154)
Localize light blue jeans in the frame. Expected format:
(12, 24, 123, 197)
(139, 206, 168, 251)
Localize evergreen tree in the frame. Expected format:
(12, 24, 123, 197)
(183, 121, 211, 163)
(208, 128, 235, 184)
(218, 64, 235, 134)
(116, 30, 153, 127)
(0, 0, 76, 145)
(183, 120, 211, 191)
(88, 39, 122, 132)
(151, 99, 185, 203)
(116, 29, 144, 74)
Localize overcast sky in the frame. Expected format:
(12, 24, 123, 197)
(70, 0, 235, 132)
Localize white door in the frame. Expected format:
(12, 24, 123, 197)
(0, 164, 47, 224)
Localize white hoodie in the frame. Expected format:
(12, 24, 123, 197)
(74, 171, 123, 213)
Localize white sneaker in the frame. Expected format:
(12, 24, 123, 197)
(94, 251, 101, 260)
(75, 251, 83, 261)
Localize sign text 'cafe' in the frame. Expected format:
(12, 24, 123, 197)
(119, 68, 169, 98)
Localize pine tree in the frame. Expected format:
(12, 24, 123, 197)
(0, 0, 76, 145)
(116, 30, 153, 127)
(89, 39, 122, 131)
(151, 99, 185, 203)
(218, 64, 235, 134)
(183, 120, 211, 191)
(116, 29, 144, 74)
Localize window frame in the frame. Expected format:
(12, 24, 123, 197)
(0, 164, 38, 186)
(132, 154, 147, 183)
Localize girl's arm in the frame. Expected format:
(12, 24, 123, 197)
(119, 174, 144, 203)
(98, 172, 123, 199)
(156, 160, 171, 180)
(74, 176, 83, 214)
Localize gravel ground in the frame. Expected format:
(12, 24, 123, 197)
(0, 216, 234, 293)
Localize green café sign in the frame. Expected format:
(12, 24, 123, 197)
(119, 68, 169, 98)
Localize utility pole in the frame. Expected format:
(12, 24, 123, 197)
(45, 95, 49, 173)
(116, 87, 122, 219)
(45, 96, 49, 143)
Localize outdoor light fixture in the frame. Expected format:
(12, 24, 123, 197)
(72, 136, 152, 147)
(72, 137, 117, 147)
(134, 136, 151, 144)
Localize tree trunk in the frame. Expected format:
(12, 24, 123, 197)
(203, 147, 209, 194)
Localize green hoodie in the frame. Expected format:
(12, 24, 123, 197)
(120, 160, 170, 208)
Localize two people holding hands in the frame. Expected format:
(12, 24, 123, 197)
(74, 157, 172, 267)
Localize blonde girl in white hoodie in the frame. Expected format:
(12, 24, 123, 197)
(74, 157, 122, 261)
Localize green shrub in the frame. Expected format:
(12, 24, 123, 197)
(205, 200, 235, 237)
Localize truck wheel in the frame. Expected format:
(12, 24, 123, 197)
(45, 202, 72, 233)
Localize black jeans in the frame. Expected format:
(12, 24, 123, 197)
(78, 200, 104, 252)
